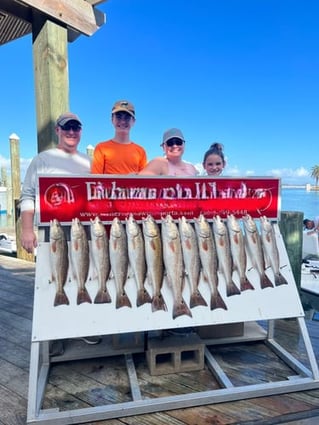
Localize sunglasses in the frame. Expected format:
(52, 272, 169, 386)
(60, 124, 82, 132)
(114, 112, 132, 121)
(208, 162, 222, 166)
(165, 139, 184, 147)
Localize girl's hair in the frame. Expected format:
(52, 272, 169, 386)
(203, 142, 225, 165)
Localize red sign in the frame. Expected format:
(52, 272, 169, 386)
(37, 175, 281, 224)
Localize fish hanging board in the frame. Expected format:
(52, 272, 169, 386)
(31, 214, 303, 342)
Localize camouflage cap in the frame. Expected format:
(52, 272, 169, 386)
(112, 100, 135, 118)
(56, 112, 82, 126)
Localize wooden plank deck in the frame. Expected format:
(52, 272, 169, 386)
(1, 254, 319, 425)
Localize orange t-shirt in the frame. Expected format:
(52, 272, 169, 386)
(91, 140, 147, 174)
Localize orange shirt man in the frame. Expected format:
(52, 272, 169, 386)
(91, 100, 147, 174)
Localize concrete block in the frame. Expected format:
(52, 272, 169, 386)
(146, 333, 205, 375)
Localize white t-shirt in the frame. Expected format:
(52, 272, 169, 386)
(20, 148, 91, 212)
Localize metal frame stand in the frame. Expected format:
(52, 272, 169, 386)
(27, 318, 319, 425)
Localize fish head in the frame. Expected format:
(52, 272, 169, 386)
(110, 217, 124, 238)
(194, 215, 211, 238)
(226, 214, 240, 232)
(178, 216, 193, 238)
(163, 214, 174, 223)
(259, 216, 272, 232)
(212, 215, 226, 235)
(71, 217, 86, 239)
(50, 218, 63, 240)
(242, 214, 257, 233)
(90, 216, 105, 238)
(125, 213, 135, 225)
(126, 214, 141, 237)
(142, 215, 159, 238)
(162, 215, 179, 240)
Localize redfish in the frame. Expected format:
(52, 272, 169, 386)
(49, 219, 69, 307)
(90, 216, 111, 304)
(70, 218, 92, 305)
(142, 215, 167, 312)
(194, 214, 227, 310)
(178, 216, 207, 308)
(162, 214, 192, 319)
(126, 214, 151, 307)
(260, 216, 288, 286)
(109, 217, 131, 309)
(242, 214, 274, 289)
(226, 214, 254, 291)
(212, 215, 241, 297)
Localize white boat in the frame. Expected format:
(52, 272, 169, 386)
(301, 232, 319, 310)
(0, 233, 17, 254)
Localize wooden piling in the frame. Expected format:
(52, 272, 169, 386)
(278, 211, 303, 290)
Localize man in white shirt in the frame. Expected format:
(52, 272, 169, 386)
(20, 112, 91, 253)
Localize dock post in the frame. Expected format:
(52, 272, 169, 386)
(278, 210, 303, 291)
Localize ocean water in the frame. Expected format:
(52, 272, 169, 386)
(281, 188, 319, 221)
(0, 213, 13, 230)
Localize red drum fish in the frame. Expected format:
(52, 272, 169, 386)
(70, 218, 92, 305)
(242, 214, 274, 289)
(90, 216, 112, 304)
(109, 217, 131, 309)
(162, 214, 192, 319)
(194, 214, 227, 310)
(212, 215, 241, 297)
(260, 216, 288, 286)
(126, 213, 152, 307)
(226, 214, 254, 291)
(49, 219, 69, 307)
(142, 215, 167, 312)
(178, 216, 207, 308)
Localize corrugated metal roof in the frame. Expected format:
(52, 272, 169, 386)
(0, 10, 31, 45)
(0, 1, 106, 46)
(0, 0, 32, 46)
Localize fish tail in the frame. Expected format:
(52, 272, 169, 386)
(190, 290, 207, 308)
(226, 280, 241, 296)
(151, 293, 168, 312)
(77, 287, 92, 305)
(275, 272, 289, 286)
(116, 291, 132, 309)
(94, 288, 112, 304)
(172, 298, 192, 319)
(54, 290, 70, 307)
(240, 276, 255, 291)
(136, 288, 152, 307)
(210, 291, 228, 311)
(260, 273, 274, 289)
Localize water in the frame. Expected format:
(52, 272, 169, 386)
(0, 214, 14, 230)
(281, 188, 319, 221)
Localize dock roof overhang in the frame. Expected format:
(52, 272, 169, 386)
(0, 0, 106, 46)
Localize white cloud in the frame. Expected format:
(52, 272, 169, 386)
(0, 155, 10, 169)
(268, 167, 310, 178)
(225, 165, 241, 176)
(245, 170, 255, 176)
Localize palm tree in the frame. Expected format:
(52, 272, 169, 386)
(311, 165, 319, 186)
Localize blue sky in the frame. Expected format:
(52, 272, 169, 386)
(0, 0, 318, 184)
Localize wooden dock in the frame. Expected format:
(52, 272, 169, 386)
(1, 254, 319, 425)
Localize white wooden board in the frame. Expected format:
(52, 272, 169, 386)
(31, 223, 304, 341)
